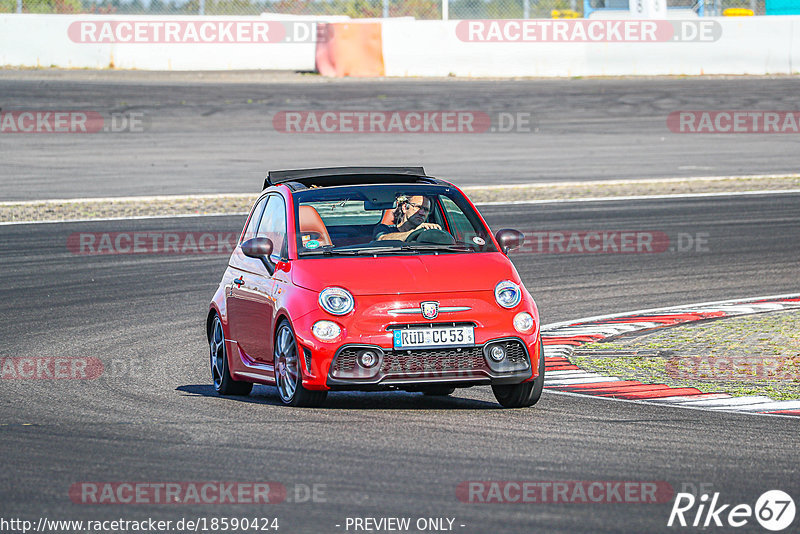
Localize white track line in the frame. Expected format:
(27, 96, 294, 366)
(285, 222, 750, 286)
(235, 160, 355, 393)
(542, 293, 800, 330)
(461, 173, 800, 190)
(545, 371, 610, 379)
(3, 173, 795, 206)
(545, 389, 800, 420)
(2, 189, 800, 226)
(733, 401, 800, 412)
(546, 377, 621, 386)
(0, 193, 254, 206)
(475, 189, 800, 206)
(648, 394, 732, 403)
(676, 396, 774, 407)
(0, 212, 249, 226)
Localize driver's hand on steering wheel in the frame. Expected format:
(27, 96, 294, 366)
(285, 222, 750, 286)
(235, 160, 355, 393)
(416, 222, 441, 231)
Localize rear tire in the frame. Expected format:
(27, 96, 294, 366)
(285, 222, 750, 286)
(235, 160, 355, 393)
(492, 337, 545, 408)
(274, 320, 327, 408)
(210, 314, 253, 396)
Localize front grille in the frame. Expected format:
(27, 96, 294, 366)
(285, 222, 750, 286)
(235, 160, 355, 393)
(330, 339, 529, 379)
(382, 347, 487, 375)
(332, 349, 358, 374)
(501, 340, 527, 364)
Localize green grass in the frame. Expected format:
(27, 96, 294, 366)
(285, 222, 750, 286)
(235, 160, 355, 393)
(570, 310, 800, 401)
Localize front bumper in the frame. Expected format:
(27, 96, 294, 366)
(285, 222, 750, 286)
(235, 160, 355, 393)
(325, 336, 532, 389)
(290, 291, 540, 390)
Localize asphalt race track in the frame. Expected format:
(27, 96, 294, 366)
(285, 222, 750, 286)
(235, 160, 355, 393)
(2, 73, 800, 200)
(1, 193, 799, 533)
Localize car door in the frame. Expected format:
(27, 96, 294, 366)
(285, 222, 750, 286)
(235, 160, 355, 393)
(226, 194, 288, 367)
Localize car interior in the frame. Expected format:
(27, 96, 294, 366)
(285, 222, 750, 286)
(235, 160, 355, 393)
(297, 199, 453, 250)
(298, 205, 334, 247)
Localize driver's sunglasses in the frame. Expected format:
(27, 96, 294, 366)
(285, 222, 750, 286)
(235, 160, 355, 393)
(406, 202, 430, 213)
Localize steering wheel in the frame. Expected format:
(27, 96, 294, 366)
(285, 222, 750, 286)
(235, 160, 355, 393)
(404, 227, 456, 244)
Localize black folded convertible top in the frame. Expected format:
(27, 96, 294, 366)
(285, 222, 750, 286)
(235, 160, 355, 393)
(264, 166, 446, 190)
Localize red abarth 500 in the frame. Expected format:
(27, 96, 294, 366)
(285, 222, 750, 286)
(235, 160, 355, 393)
(207, 167, 544, 407)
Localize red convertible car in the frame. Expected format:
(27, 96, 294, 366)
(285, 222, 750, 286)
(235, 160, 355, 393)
(207, 167, 543, 407)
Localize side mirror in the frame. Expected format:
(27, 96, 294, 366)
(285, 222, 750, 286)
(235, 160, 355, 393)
(241, 237, 275, 275)
(495, 229, 524, 254)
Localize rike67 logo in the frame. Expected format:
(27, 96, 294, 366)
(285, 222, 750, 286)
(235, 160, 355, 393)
(668, 490, 795, 531)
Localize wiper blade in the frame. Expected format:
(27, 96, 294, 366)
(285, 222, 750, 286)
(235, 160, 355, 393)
(299, 246, 415, 256)
(354, 245, 474, 254)
(399, 244, 475, 252)
(299, 248, 363, 256)
(355, 246, 422, 255)
(300, 244, 474, 256)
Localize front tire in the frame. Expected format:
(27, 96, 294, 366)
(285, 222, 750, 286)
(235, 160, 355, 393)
(492, 337, 545, 408)
(274, 320, 327, 407)
(210, 314, 253, 396)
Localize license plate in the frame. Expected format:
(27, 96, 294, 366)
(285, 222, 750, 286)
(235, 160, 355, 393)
(393, 326, 475, 349)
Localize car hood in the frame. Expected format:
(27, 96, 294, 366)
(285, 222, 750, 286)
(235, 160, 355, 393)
(292, 253, 520, 296)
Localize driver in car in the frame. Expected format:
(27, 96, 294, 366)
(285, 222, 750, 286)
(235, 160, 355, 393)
(374, 195, 441, 241)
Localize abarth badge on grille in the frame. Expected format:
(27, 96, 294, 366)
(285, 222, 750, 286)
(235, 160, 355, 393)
(420, 301, 439, 320)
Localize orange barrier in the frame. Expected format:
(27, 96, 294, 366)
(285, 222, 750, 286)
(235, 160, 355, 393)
(315, 22, 385, 77)
(551, 9, 580, 18)
(723, 7, 754, 15)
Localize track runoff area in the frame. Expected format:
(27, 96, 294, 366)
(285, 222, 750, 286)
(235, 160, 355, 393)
(1, 70, 798, 533)
(542, 295, 800, 416)
(1, 188, 798, 534)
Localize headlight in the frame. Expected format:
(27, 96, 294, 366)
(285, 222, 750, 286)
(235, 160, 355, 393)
(513, 312, 534, 333)
(495, 280, 522, 308)
(312, 320, 342, 341)
(318, 287, 354, 315)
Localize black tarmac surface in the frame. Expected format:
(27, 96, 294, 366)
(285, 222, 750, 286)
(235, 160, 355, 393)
(1, 72, 800, 200)
(1, 193, 798, 533)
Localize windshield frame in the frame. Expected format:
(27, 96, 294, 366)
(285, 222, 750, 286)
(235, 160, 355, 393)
(291, 183, 497, 258)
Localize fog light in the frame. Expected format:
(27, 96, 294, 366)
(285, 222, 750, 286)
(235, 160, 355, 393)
(490, 345, 506, 362)
(312, 320, 341, 341)
(513, 312, 534, 333)
(357, 350, 379, 368)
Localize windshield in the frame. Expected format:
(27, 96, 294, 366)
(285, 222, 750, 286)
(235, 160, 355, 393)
(292, 184, 497, 257)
